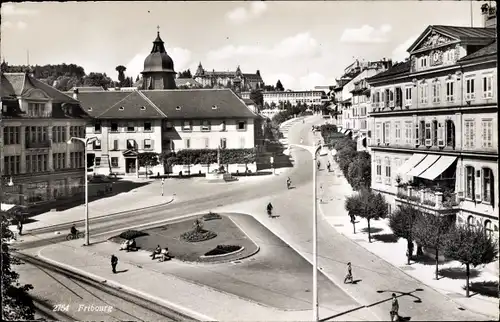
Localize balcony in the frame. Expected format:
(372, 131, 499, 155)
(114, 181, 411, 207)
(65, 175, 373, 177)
(396, 185, 460, 214)
(25, 140, 51, 149)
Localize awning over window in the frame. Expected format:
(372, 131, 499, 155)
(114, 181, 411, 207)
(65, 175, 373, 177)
(396, 153, 426, 175)
(418, 156, 457, 180)
(406, 154, 440, 177)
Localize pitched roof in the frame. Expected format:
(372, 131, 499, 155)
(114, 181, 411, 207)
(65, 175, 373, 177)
(142, 89, 259, 119)
(96, 91, 167, 119)
(366, 61, 411, 83)
(1, 72, 78, 103)
(70, 86, 105, 92)
(459, 40, 497, 62)
(77, 91, 131, 117)
(175, 78, 201, 86)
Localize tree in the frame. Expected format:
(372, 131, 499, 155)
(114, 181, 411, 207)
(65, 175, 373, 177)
(344, 188, 388, 243)
(276, 79, 284, 91)
(136, 75, 140, 82)
(137, 152, 159, 178)
(413, 213, 452, 280)
(443, 225, 498, 297)
(249, 90, 264, 107)
(1, 215, 36, 320)
(178, 69, 192, 78)
(83, 72, 113, 89)
(388, 204, 422, 264)
(115, 65, 127, 86)
(347, 151, 371, 190)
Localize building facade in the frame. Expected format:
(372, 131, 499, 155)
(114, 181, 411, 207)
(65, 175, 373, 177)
(194, 63, 264, 91)
(1, 73, 87, 208)
(366, 24, 497, 239)
(259, 90, 327, 108)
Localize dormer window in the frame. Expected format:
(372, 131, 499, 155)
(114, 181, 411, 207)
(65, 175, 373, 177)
(94, 122, 101, 133)
(140, 106, 146, 110)
(88, 107, 93, 111)
(212, 105, 218, 110)
(201, 120, 211, 131)
(182, 121, 192, 131)
(176, 106, 181, 111)
(119, 106, 124, 111)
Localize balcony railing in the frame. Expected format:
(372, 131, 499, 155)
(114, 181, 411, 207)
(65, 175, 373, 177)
(396, 185, 459, 211)
(25, 140, 51, 149)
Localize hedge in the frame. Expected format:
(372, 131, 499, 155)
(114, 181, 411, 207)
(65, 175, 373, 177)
(204, 245, 242, 256)
(119, 230, 148, 240)
(161, 148, 256, 166)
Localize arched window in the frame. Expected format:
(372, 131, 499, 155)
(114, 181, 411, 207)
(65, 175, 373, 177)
(484, 220, 493, 237)
(467, 215, 475, 228)
(482, 168, 494, 206)
(465, 166, 475, 199)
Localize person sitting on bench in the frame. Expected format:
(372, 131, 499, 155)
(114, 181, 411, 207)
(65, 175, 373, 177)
(126, 238, 137, 252)
(150, 245, 161, 260)
(159, 247, 171, 262)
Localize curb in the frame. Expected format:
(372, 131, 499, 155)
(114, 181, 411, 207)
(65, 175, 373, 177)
(319, 157, 498, 320)
(27, 196, 175, 234)
(36, 247, 215, 321)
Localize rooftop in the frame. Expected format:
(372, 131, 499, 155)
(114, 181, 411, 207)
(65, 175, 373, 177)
(459, 40, 497, 61)
(365, 61, 411, 83)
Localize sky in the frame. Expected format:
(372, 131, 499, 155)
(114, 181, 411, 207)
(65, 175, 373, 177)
(1, 1, 489, 90)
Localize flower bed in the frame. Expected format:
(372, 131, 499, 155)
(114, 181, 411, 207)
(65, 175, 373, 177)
(119, 230, 148, 240)
(180, 229, 217, 242)
(203, 212, 222, 221)
(204, 245, 242, 256)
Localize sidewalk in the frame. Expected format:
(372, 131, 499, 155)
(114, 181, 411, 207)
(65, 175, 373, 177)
(14, 180, 174, 232)
(316, 140, 499, 319)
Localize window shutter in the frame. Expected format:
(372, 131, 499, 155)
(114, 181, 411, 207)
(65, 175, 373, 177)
(150, 139, 154, 150)
(415, 123, 420, 146)
(475, 169, 482, 201)
(437, 122, 445, 146)
(120, 139, 126, 150)
(138, 139, 143, 150)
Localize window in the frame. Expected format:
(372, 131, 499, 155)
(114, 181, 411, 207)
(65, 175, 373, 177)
(395, 122, 401, 144)
(419, 84, 428, 104)
(375, 123, 382, 144)
(375, 157, 382, 182)
(464, 120, 475, 149)
(3, 156, 20, 175)
(405, 87, 412, 106)
(465, 78, 475, 100)
(26, 154, 48, 173)
(184, 138, 191, 149)
(127, 122, 135, 132)
(385, 157, 391, 180)
(204, 138, 209, 149)
(482, 168, 494, 204)
(111, 157, 119, 168)
(3, 127, 20, 145)
(425, 122, 432, 146)
(432, 82, 441, 103)
(69, 152, 83, 169)
(465, 166, 475, 199)
(481, 119, 493, 148)
(482, 75, 493, 99)
(432, 120, 438, 146)
(237, 121, 246, 131)
(220, 138, 227, 149)
(144, 122, 152, 132)
(240, 137, 246, 148)
(94, 122, 101, 133)
(485, 220, 493, 237)
(93, 139, 101, 150)
(446, 120, 456, 148)
(201, 120, 211, 131)
(404, 122, 413, 144)
(182, 121, 192, 131)
(95, 157, 101, 167)
(144, 139, 152, 150)
(112, 140, 119, 150)
(446, 80, 454, 102)
(467, 215, 475, 228)
(53, 153, 66, 170)
(110, 122, 119, 132)
(419, 57, 428, 68)
(27, 103, 45, 117)
(126, 139, 136, 150)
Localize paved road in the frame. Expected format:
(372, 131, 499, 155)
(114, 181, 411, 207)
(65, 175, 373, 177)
(14, 253, 193, 322)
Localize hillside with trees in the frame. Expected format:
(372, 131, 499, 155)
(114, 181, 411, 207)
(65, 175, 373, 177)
(1, 62, 114, 91)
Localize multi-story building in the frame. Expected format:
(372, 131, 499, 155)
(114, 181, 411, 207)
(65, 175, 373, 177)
(1, 72, 88, 208)
(260, 90, 327, 108)
(79, 31, 262, 177)
(194, 63, 264, 91)
(350, 78, 371, 151)
(366, 18, 497, 239)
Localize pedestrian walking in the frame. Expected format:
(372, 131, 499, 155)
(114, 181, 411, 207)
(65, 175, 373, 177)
(111, 254, 118, 273)
(17, 220, 23, 236)
(344, 262, 353, 284)
(390, 293, 399, 321)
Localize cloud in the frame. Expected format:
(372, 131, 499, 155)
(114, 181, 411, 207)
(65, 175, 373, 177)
(391, 35, 419, 62)
(226, 2, 268, 24)
(125, 47, 193, 80)
(207, 32, 321, 61)
(263, 73, 296, 90)
(340, 24, 392, 43)
(2, 4, 38, 16)
(1, 20, 28, 30)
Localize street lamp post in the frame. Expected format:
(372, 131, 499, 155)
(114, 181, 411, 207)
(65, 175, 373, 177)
(67, 136, 97, 246)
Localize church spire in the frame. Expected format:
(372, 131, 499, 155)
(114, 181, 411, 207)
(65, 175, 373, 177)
(151, 26, 167, 54)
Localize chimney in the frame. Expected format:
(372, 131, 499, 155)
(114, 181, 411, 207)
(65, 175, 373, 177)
(481, 3, 497, 28)
(73, 88, 79, 100)
(388, 59, 393, 68)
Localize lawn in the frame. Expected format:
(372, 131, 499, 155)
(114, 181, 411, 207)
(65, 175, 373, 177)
(109, 213, 259, 263)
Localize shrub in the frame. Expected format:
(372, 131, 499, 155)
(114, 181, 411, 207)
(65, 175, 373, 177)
(408, 195, 420, 202)
(422, 199, 436, 207)
(396, 192, 408, 200)
(203, 212, 222, 221)
(204, 245, 242, 256)
(180, 229, 217, 242)
(119, 230, 148, 240)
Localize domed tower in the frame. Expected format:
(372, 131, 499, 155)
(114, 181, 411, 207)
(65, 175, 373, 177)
(141, 28, 177, 90)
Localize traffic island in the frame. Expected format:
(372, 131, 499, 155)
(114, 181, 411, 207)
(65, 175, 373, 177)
(108, 212, 259, 263)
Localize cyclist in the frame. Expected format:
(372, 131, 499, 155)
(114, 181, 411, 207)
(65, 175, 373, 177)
(70, 224, 78, 237)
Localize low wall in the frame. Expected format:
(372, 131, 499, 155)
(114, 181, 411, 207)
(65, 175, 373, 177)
(171, 163, 257, 176)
